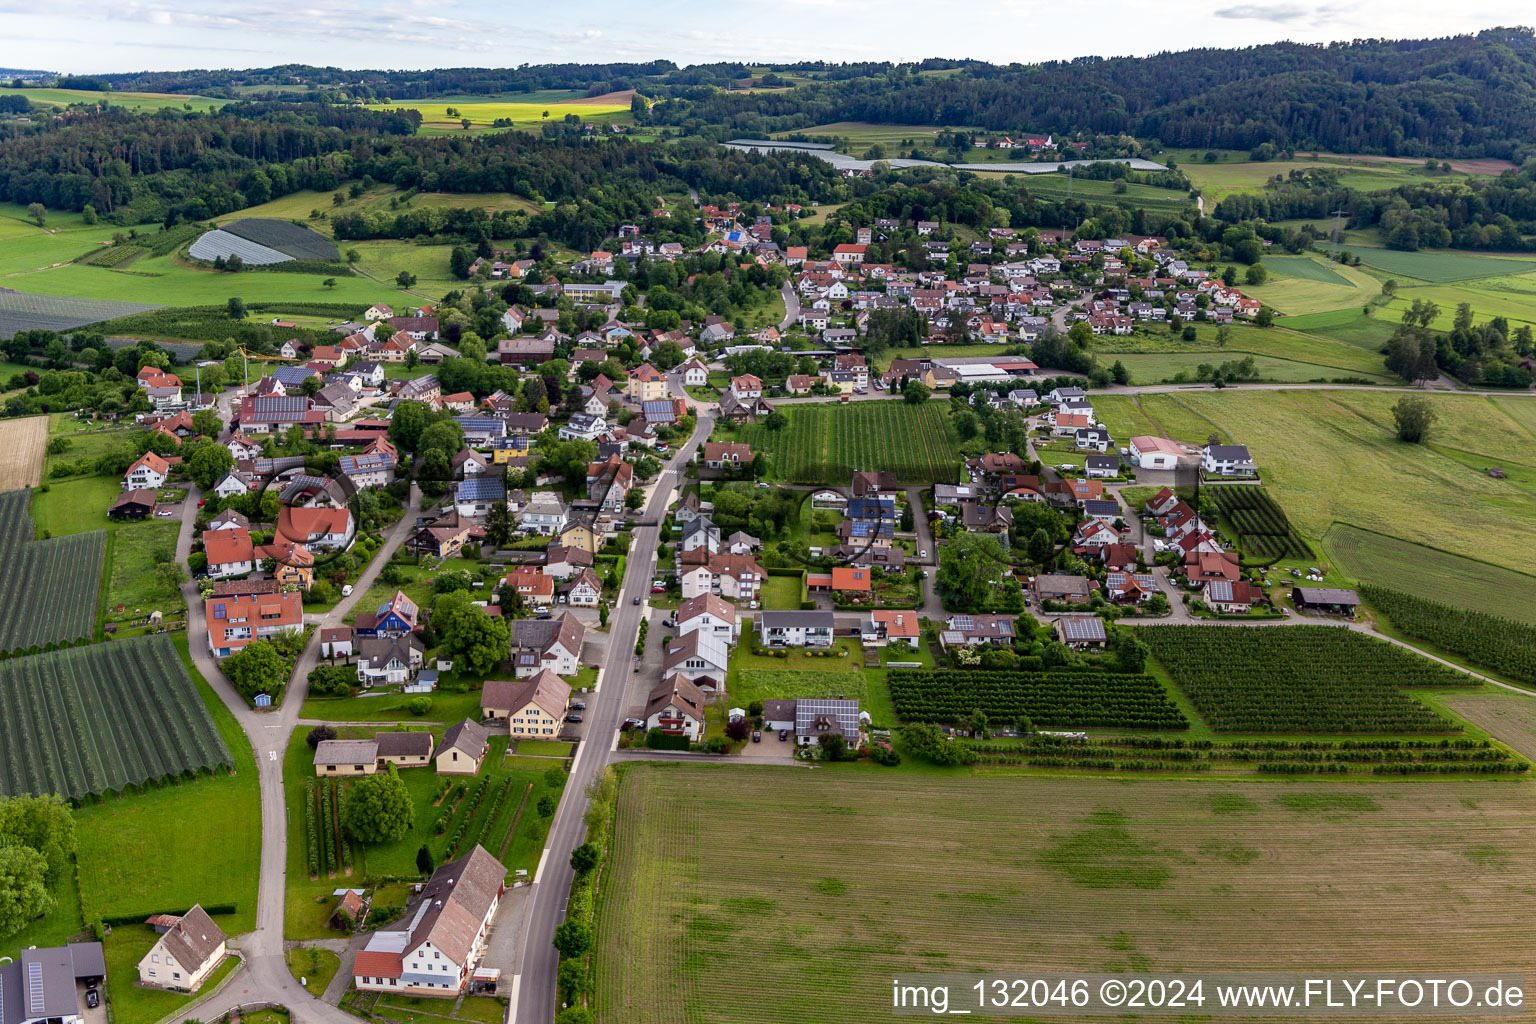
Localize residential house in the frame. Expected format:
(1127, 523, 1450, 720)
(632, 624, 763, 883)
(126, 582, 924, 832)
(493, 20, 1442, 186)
(319, 626, 354, 659)
(1205, 579, 1265, 614)
(355, 591, 420, 639)
(860, 610, 919, 647)
(482, 670, 571, 735)
(518, 494, 569, 536)
(1105, 571, 1159, 605)
(376, 732, 434, 768)
(136, 906, 227, 992)
(626, 363, 670, 402)
(435, 720, 491, 775)
(937, 614, 1018, 648)
(1202, 443, 1256, 477)
(125, 452, 171, 490)
(351, 846, 506, 997)
(356, 634, 426, 686)
(660, 631, 731, 685)
(675, 594, 740, 645)
(558, 413, 607, 442)
(203, 527, 256, 578)
(453, 477, 508, 518)
(1084, 454, 1121, 479)
(277, 506, 353, 551)
(701, 442, 753, 471)
(205, 591, 304, 658)
(408, 509, 475, 559)
(1055, 615, 1107, 648)
(543, 545, 595, 580)
(729, 374, 763, 400)
(644, 677, 708, 740)
(1033, 574, 1093, 605)
(1076, 427, 1112, 452)
(757, 610, 835, 648)
(509, 613, 586, 677)
(679, 515, 722, 556)
(559, 567, 603, 607)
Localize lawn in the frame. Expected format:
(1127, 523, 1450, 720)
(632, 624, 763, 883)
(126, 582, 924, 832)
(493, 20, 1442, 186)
(1086, 395, 1162, 441)
(590, 766, 1536, 1024)
(1262, 255, 1351, 285)
(1112, 350, 1391, 385)
(300, 687, 487, 725)
(1163, 390, 1536, 573)
(288, 945, 342, 997)
(725, 626, 898, 726)
(1281, 307, 1401, 350)
(104, 520, 187, 632)
(283, 728, 564, 939)
(104, 926, 240, 1024)
(759, 574, 803, 610)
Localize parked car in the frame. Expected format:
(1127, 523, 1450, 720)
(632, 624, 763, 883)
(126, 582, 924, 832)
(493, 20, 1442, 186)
(155, 508, 174, 518)
(919, 549, 927, 558)
(661, 618, 675, 628)
(571, 701, 586, 710)
(651, 584, 665, 593)
(752, 730, 762, 742)
(622, 717, 644, 729)
(566, 714, 583, 723)
(778, 728, 789, 741)
(86, 990, 99, 1009)
(341, 584, 353, 596)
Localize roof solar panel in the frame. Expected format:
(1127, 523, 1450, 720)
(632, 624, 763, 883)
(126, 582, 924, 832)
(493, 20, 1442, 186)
(26, 962, 44, 1014)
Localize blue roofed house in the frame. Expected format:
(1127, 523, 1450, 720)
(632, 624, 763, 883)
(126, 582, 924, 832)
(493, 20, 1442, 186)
(355, 590, 419, 639)
(339, 451, 395, 488)
(273, 365, 323, 389)
(453, 416, 506, 447)
(454, 476, 507, 517)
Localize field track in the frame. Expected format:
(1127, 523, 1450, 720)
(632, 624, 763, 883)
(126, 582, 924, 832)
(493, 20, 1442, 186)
(0, 416, 47, 488)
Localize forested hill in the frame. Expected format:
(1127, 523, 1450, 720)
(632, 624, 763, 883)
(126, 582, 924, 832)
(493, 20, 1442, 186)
(652, 29, 1536, 159)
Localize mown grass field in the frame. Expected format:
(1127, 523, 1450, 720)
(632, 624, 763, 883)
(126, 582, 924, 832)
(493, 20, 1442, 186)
(1382, 272, 1536, 331)
(214, 185, 541, 231)
(1094, 321, 1393, 378)
(592, 766, 1536, 1024)
(1323, 525, 1536, 625)
(1319, 244, 1536, 284)
(362, 94, 632, 135)
(0, 87, 223, 111)
(1279, 307, 1400, 349)
(1168, 148, 1503, 202)
(1149, 390, 1536, 573)
(1249, 254, 1383, 314)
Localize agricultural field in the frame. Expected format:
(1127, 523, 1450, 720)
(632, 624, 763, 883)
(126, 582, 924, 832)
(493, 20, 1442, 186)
(0, 289, 161, 339)
(1168, 148, 1505, 203)
(1208, 486, 1311, 561)
(0, 87, 222, 111)
(1324, 525, 1536, 624)
(1381, 271, 1536, 331)
(1147, 390, 1536, 572)
(0, 488, 103, 651)
(0, 635, 233, 798)
(1085, 395, 1162, 441)
(283, 730, 563, 939)
(1437, 690, 1536, 761)
(70, 635, 259, 934)
(213, 185, 540, 230)
(887, 669, 1187, 729)
(1319, 244, 1536, 283)
(592, 766, 1536, 1024)
(1361, 587, 1536, 686)
(0, 415, 46, 487)
(1111, 350, 1389, 385)
(1248, 254, 1383, 314)
(1138, 626, 1471, 734)
(1093, 320, 1393, 377)
(724, 400, 961, 484)
(1277, 307, 1400, 350)
(361, 93, 633, 135)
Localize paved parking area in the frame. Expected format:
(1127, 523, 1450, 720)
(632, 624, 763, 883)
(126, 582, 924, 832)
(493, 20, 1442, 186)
(736, 729, 798, 762)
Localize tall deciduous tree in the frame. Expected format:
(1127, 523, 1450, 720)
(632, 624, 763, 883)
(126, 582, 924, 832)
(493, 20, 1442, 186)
(1391, 395, 1438, 443)
(343, 767, 414, 844)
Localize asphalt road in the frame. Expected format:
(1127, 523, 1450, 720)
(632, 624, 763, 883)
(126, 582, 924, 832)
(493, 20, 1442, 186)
(512, 412, 715, 1023)
(778, 282, 800, 331)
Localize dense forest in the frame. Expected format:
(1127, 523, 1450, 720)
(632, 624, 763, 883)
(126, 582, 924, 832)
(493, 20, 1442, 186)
(33, 30, 1536, 157)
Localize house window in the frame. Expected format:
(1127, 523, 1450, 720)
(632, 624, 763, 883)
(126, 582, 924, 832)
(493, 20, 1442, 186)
(152, 955, 159, 963)
(434, 952, 440, 959)
(174, 972, 182, 980)
(149, 969, 156, 977)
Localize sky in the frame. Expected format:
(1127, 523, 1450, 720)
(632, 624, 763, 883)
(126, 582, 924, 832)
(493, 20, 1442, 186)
(1, 0, 1529, 75)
